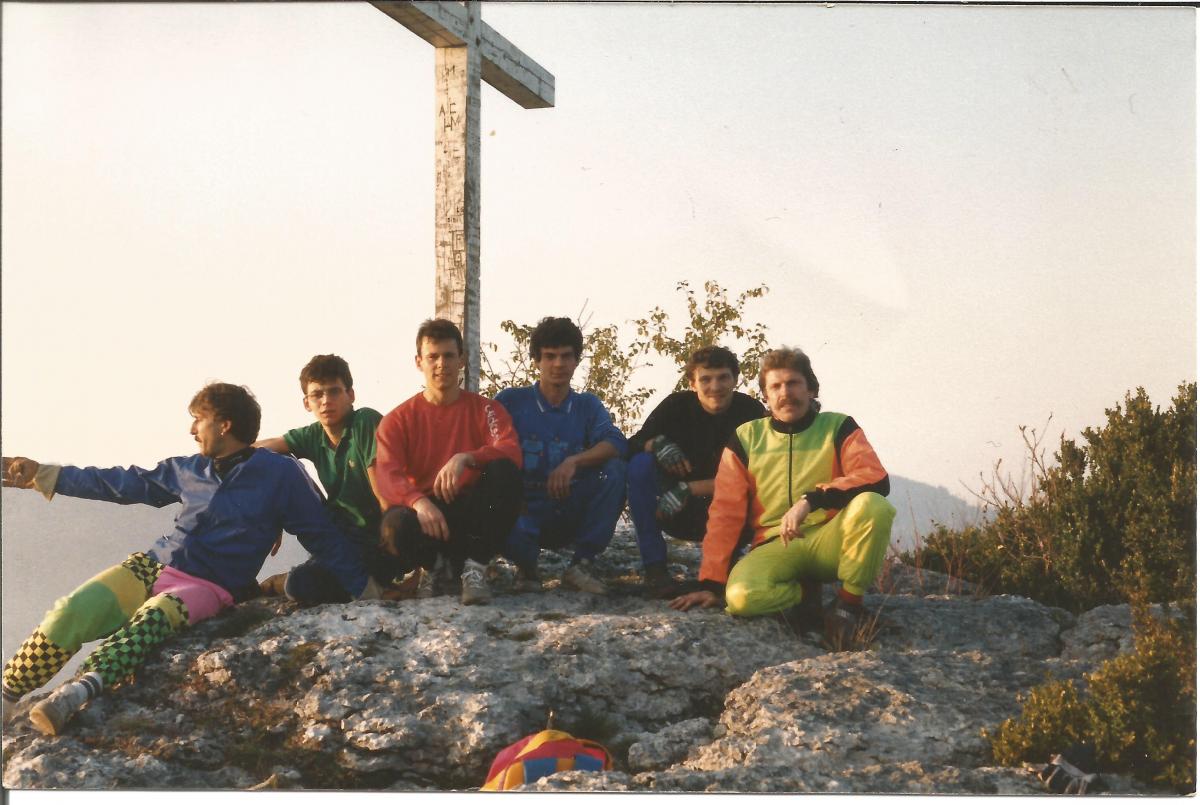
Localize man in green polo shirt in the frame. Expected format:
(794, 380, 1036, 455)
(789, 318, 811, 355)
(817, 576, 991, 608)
(255, 354, 407, 602)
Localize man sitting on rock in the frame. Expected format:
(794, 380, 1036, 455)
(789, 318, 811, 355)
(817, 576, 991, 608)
(2, 382, 379, 735)
(669, 347, 896, 651)
(495, 317, 627, 594)
(375, 318, 522, 605)
(255, 353, 401, 603)
(626, 346, 766, 597)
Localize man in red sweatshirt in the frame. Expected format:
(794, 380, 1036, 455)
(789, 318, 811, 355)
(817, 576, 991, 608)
(375, 318, 522, 605)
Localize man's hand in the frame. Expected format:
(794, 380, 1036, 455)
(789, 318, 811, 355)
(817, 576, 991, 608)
(546, 456, 578, 500)
(669, 589, 721, 612)
(433, 453, 474, 503)
(3, 456, 39, 489)
(413, 497, 450, 541)
(656, 480, 691, 521)
(269, 529, 283, 557)
(779, 497, 812, 547)
(651, 436, 692, 477)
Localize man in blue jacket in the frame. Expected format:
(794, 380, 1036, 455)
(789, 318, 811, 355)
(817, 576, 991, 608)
(496, 317, 627, 595)
(1, 382, 378, 735)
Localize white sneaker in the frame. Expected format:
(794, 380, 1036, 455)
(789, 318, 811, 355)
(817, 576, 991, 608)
(562, 559, 608, 595)
(29, 682, 89, 736)
(460, 559, 492, 605)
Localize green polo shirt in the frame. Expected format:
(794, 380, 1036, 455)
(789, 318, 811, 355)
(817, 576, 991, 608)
(284, 406, 383, 538)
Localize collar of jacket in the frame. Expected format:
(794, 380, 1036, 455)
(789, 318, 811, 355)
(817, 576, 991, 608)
(213, 446, 255, 479)
(769, 408, 817, 434)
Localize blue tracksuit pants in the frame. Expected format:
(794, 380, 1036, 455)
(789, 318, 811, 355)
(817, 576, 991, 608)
(627, 451, 712, 568)
(504, 457, 627, 568)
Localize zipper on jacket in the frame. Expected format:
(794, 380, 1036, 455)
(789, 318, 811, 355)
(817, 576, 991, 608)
(787, 431, 794, 505)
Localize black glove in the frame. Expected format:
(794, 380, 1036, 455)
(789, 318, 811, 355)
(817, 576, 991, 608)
(656, 480, 691, 520)
(651, 435, 689, 476)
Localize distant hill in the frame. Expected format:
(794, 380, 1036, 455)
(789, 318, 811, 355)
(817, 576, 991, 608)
(886, 475, 981, 553)
(1, 475, 976, 682)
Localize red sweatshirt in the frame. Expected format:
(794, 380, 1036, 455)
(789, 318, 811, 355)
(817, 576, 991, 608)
(375, 391, 522, 508)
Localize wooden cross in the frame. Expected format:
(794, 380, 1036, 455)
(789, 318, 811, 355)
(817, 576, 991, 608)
(372, 1, 555, 391)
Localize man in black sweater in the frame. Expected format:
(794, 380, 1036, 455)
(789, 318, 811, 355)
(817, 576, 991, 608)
(626, 347, 766, 597)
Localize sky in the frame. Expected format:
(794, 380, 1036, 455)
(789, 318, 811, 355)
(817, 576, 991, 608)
(1, 2, 1195, 502)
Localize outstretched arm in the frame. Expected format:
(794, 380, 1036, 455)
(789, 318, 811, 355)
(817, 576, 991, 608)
(4, 455, 181, 506)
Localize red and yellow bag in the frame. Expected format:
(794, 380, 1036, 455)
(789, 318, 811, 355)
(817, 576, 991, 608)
(482, 729, 613, 791)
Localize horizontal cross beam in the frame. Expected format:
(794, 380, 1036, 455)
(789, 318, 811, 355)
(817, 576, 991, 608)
(372, 1, 554, 109)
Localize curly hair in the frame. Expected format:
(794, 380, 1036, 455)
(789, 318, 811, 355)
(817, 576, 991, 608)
(528, 316, 583, 361)
(188, 383, 262, 444)
(758, 346, 820, 398)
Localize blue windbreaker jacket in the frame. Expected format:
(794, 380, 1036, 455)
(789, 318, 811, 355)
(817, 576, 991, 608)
(53, 449, 368, 599)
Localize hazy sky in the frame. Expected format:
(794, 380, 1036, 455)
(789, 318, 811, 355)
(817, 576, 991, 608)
(2, 2, 1195, 500)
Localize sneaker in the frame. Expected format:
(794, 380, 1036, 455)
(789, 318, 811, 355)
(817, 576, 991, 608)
(460, 559, 492, 605)
(29, 682, 89, 736)
(823, 597, 868, 652)
(514, 564, 542, 593)
(643, 564, 682, 599)
(414, 566, 435, 599)
(562, 559, 608, 595)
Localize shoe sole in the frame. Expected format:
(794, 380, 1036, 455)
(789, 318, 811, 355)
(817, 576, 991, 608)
(29, 705, 63, 736)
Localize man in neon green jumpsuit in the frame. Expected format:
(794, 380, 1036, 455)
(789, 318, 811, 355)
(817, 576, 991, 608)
(670, 346, 896, 650)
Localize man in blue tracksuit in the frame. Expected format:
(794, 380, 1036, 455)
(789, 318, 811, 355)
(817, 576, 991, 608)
(2, 382, 378, 735)
(495, 317, 627, 595)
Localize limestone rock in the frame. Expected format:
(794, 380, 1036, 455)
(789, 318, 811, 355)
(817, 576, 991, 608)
(0, 526, 1175, 794)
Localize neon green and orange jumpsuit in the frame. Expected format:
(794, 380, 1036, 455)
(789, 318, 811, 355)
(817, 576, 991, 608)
(698, 408, 896, 616)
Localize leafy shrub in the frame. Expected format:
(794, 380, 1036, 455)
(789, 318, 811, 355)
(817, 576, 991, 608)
(989, 602, 1196, 793)
(909, 383, 1196, 612)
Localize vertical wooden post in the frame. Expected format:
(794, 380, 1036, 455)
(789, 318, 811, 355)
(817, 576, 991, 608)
(433, 3, 481, 390)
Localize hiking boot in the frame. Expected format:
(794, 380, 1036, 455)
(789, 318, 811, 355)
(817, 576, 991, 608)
(460, 559, 492, 605)
(29, 682, 89, 736)
(562, 559, 608, 595)
(259, 572, 288, 597)
(643, 564, 682, 599)
(514, 564, 542, 593)
(823, 598, 868, 652)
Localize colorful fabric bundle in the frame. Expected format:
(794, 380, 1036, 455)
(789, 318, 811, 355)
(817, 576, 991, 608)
(482, 729, 612, 791)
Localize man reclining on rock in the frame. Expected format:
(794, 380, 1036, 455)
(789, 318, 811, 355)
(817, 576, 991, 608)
(2, 382, 380, 735)
(669, 347, 896, 650)
(374, 318, 523, 605)
(626, 345, 766, 598)
(495, 316, 627, 595)
(255, 353, 411, 603)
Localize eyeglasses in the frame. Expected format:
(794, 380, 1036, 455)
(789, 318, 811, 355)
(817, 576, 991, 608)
(305, 387, 347, 402)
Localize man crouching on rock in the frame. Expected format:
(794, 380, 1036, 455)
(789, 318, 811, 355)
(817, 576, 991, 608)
(2, 382, 381, 736)
(374, 318, 523, 606)
(669, 347, 896, 651)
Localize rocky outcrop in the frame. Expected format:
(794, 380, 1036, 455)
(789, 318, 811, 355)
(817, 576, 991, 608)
(0, 527, 1165, 793)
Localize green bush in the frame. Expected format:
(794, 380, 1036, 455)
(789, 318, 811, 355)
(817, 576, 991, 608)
(989, 602, 1196, 793)
(909, 383, 1196, 612)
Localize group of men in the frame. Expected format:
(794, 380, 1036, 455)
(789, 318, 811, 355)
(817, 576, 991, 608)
(1, 316, 895, 737)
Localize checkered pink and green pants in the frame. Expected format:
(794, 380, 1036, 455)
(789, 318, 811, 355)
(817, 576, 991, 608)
(2, 553, 233, 699)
